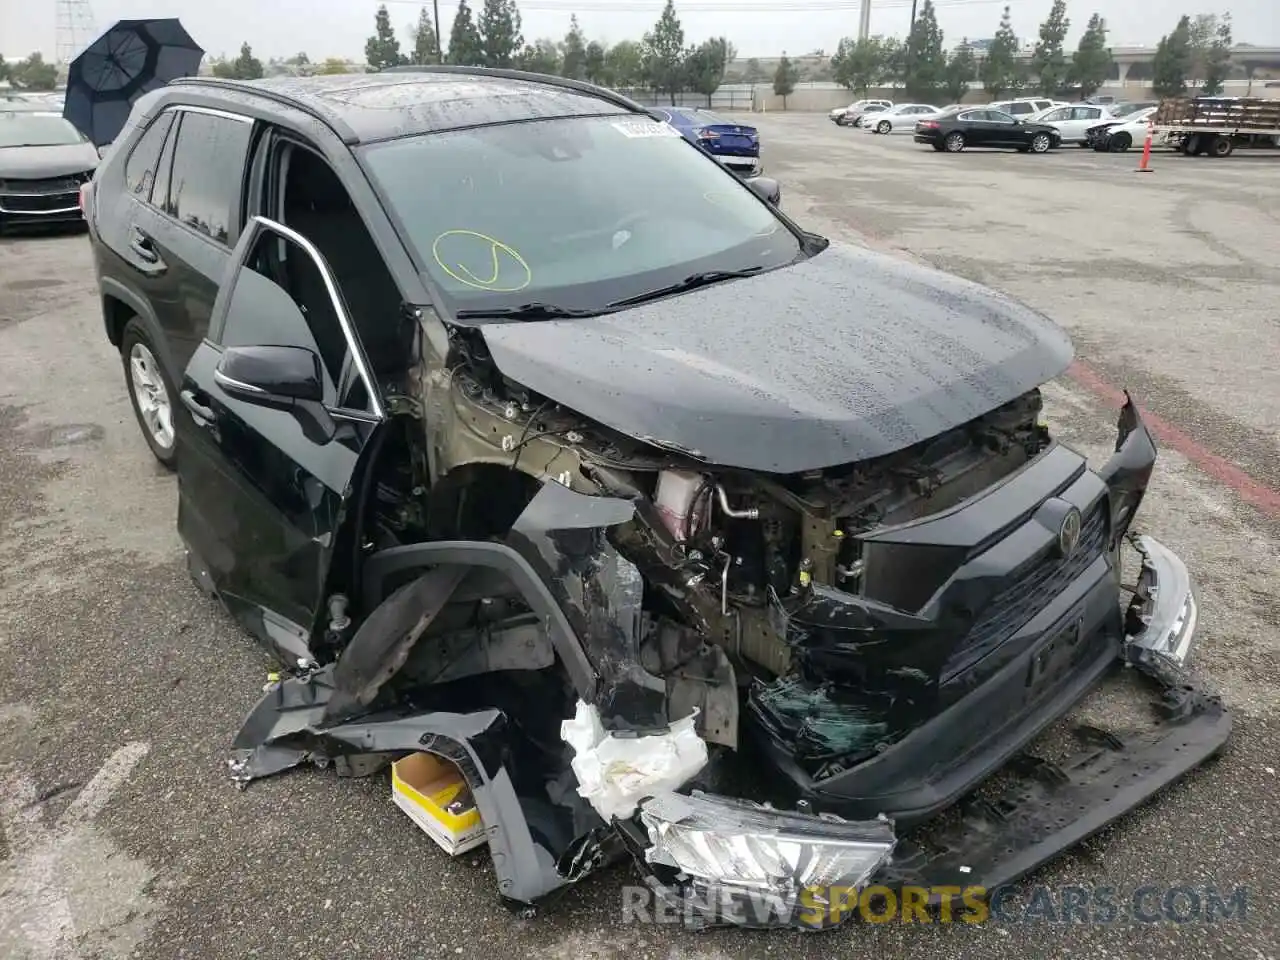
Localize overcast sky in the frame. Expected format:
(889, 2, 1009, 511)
(4, 0, 1276, 63)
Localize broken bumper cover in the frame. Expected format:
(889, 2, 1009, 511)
(618, 534, 1228, 929)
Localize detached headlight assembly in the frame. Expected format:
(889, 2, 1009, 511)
(640, 791, 896, 894)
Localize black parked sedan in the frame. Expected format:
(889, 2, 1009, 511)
(0, 105, 98, 229)
(914, 107, 1059, 153)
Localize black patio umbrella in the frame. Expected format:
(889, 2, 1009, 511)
(63, 19, 204, 147)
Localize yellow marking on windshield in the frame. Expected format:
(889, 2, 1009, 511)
(432, 230, 531, 292)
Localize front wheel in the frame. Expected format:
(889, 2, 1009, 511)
(1029, 133, 1052, 153)
(944, 132, 965, 152)
(876, 120, 891, 134)
(121, 318, 178, 469)
(1109, 132, 1132, 152)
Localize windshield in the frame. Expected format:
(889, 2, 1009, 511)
(0, 111, 84, 148)
(360, 114, 800, 316)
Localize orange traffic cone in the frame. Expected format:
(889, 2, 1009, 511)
(1136, 120, 1154, 173)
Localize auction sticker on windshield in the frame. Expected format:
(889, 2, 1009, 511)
(611, 119, 681, 138)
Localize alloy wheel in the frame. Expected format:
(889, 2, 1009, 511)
(129, 342, 174, 451)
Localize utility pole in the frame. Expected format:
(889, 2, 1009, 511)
(433, 0, 443, 62)
(857, 0, 871, 40)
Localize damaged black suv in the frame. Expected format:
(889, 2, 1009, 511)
(86, 67, 1227, 928)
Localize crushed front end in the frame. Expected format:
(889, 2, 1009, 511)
(228, 387, 1228, 929)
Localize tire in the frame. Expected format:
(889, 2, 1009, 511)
(876, 120, 891, 134)
(1109, 132, 1132, 152)
(944, 131, 965, 152)
(1209, 135, 1234, 157)
(121, 317, 178, 469)
(1029, 133, 1052, 154)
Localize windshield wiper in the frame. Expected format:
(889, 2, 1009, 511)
(608, 267, 764, 308)
(454, 302, 604, 321)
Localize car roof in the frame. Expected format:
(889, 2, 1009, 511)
(167, 67, 648, 145)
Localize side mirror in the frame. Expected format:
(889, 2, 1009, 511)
(214, 344, 324, 405)
(746, 175, 781, 206)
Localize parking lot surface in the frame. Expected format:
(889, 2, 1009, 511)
(1, 115, 1278, 960)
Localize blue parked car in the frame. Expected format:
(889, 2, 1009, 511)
(658, 107, 762, 176)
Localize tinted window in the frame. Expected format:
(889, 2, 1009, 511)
(957, 111, 984, 122)
(165, 111, 253, 245)
(360, 114, 798, 315)
(989, 110, 1016, 123)
(1008, 103, 1034, 115)
(124, 111, 175, 199)
(221, 230, 350, 406)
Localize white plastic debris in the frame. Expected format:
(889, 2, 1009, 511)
(560, 700, 709, 821)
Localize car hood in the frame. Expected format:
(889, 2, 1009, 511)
(0, 142, 99, 179)
(478, 241, 1074, 473)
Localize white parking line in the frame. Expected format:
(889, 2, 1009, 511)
(0, 741, 155, 960)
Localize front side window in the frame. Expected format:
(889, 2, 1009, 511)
(0, 111, 86, 148)
(220, 228, 358, 409)
(989, 110, 1016, 123)
(164, 110, 253, 245)
(1041, 107, 1070, 122)
(360, 114, 800, 316)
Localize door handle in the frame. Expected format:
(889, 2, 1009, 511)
(180, 389, 216, 425)
(129, 227, 160, 264)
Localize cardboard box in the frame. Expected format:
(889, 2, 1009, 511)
(391, 752, 487, 856)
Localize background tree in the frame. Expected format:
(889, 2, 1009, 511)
(366, 4, 407, 70)
(447, 0, 483, 65)
(1201, 13, 1232, 95)
(210, 56, 234, 79)
(1030, 0, 1069, 96)
(686, 37, 732, 106)
(478, 0, 523, 68)
(773, 54, 799, 108)
(561, 14, 587, 79)
(8, 53, 58, 90)
(0, 55, 9, 85)
(411, 7, 439, 64)
(943, 41, 977, 103)
(1152, 15, 1192, 98)
(1069, 13, 1111, 98)
(903, 0, 946, 101)
(606, 39, 644, 88)
(318, 57, 351, 75)
(642, 0, 689, 104)
(583, 41, 608, 84)
(514, 38, 560, 74)
(880, 37, 907, 90)
(231, 42, 264, 80)
(831, 36, 892, 95)
(743, 57, 766, 84)
(981, 5, 1019, 98)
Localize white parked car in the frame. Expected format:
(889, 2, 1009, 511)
(1092, 106, 1160, 151)
(830, 99, 893, 125)
(1032, 103, 1117, 145)
(863, 103, 943, 134)
(989, 97, 1064, 118)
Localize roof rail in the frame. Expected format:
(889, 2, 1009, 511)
(379, 64, 654, 117)
(168, 77, 360, 143)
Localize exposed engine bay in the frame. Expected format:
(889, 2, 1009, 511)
(225, 314, 1226, 930)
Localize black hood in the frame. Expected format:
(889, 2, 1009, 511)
(478, 241, 1074, 473)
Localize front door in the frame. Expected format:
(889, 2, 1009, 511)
(175, 216, 385, 662)
(984, 110, 1024, 147)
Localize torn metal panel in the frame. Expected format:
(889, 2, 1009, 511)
(229, 666, 596, 907)
(507, 480, 669, 732)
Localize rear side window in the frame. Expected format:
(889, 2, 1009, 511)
(163, 111, 253, 246)
(1009, 103, 1034, 115)
(124, 111, 175, 199)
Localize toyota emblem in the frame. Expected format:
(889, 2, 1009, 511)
(1058, 507, 1082, 558)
